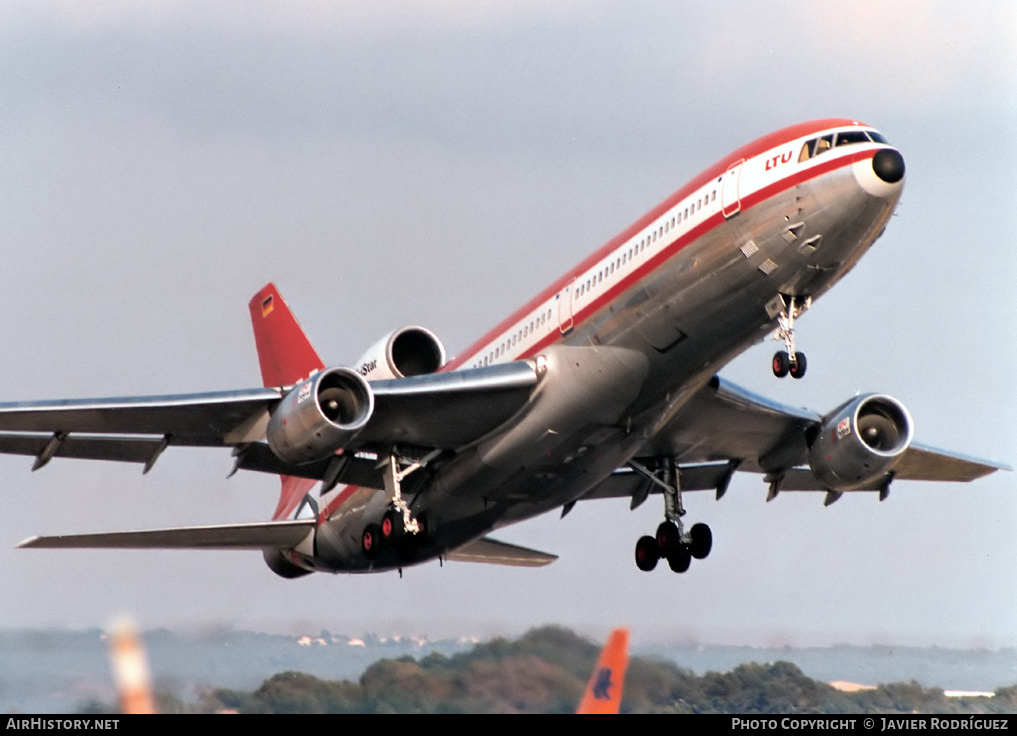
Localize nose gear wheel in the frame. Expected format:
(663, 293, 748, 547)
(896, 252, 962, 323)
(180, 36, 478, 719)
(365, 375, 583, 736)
(772, 295, 810, 379)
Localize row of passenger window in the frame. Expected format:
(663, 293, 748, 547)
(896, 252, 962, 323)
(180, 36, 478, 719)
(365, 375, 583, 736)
(798, 129, 887, 162)
(474, 308, 556, 367)
(471, 182, 721, 368)
(576, 189, 717, 300)
(472, 131, 886, 368)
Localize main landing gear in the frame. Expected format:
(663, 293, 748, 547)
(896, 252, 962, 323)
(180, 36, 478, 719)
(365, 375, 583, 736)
(772, 294, 810, 379)
(361, 450, 436, 563)
(629, 459, 713, 574)
(635, 521, 712, 573)
(361, 507, 430, 563)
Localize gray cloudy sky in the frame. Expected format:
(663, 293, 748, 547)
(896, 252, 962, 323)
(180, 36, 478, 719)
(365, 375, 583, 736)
(0, 1, 1015, 648)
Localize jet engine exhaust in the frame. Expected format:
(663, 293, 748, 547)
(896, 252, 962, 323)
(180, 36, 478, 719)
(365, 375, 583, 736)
(858, 408, 905, 451)
(353, 326, 446, 380)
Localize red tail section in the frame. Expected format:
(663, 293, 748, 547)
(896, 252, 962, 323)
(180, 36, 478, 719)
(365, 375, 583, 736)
(576, 628, 629, 714)
(272, 474, 317, 521)
(249, 284, 326, 520)
(249, 283, 325, 388)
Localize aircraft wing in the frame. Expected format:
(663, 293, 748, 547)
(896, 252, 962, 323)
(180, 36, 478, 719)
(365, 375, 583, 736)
(583, 375, 1007, 504)
(0, 362, 539, 477)
(0, 389, 281, 446)
(445, 537, 558, 567)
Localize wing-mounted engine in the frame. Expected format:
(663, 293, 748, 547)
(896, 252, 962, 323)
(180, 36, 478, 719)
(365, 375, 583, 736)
(353, 327, 446, 380)
(809, 394, 913, 490)
(266, 367, 374, 464)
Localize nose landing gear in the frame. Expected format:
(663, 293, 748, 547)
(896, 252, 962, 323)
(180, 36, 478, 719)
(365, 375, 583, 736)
(772, 294, 810, 379)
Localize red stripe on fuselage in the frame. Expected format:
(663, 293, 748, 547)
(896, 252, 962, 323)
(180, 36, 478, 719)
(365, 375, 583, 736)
(319, 122, 877, 524)
(443, 119, 869, 371)
(448, 146, 877, 371)
(542, 147, 878, 357)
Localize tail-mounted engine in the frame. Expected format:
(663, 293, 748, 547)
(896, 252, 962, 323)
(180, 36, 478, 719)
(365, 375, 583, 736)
(353, 326, 446, 380)
(267, 367, 374, 464)
(809, 394, 913, 490)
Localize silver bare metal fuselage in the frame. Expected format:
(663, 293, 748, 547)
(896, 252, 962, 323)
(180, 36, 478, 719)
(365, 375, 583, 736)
(312, 135, 904, 573)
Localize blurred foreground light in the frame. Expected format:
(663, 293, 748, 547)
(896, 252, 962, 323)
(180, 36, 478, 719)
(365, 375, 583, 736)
(108, 616, 156, 715)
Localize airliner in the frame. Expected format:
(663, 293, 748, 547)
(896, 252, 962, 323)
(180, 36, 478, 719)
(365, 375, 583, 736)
(9, 118, 1007, 577)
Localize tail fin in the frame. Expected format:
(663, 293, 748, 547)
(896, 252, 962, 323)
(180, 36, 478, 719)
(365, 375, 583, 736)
(576, 628, 629, 714)
(273, 474, 317, 521)
(249, 284, 326, 520)
(108, 617, 157, 714)
(249, 283, 325, 388)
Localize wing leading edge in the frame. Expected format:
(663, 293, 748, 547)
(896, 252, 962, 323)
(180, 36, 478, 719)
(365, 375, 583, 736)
(586, 375, 1007, 505)
(0, 361, 540, 480)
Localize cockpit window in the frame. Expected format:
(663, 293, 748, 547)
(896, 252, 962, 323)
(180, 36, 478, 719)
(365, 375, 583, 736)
(835, 130, 870, 147)
(798, 129, 888, 162)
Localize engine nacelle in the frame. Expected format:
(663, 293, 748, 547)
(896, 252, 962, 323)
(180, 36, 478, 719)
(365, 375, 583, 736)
(809, 394, 913, 491)
(353, 326, 446, 380)
(266, 367, 374, 464)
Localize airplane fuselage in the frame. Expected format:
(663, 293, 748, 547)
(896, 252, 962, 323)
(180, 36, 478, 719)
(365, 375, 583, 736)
(305, 119, 906, 573)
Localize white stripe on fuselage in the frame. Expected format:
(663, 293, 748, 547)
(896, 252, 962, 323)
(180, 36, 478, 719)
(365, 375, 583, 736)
(458, 125, 886, 371)
(316, 122, 889, 523)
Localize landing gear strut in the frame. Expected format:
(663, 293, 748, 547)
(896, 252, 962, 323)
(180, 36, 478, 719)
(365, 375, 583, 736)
(629, 459, 713, 574)
(772, 294, 810, 379)
(360, 449, 437, 562)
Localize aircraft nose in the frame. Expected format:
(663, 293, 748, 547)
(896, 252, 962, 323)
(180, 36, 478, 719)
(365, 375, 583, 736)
(872, 148, 905, 184)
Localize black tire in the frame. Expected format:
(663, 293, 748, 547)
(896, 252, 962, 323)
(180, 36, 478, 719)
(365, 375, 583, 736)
(790, 352, 807, 379)
(656, 520, 681, 558)
(689, 523, 713, 559)
(772, 351, 790, 378)
(666, 544, 692, 573)
(361, 523, 382, 559)
(635, 536, 660, 572)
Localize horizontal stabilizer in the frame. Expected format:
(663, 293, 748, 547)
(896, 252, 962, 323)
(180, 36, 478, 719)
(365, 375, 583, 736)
(18, 519, 315, 550)
(446, 537, 558, 567)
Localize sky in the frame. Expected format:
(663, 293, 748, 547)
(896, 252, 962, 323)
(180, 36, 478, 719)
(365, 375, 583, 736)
(0, 1, 1015, 649)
